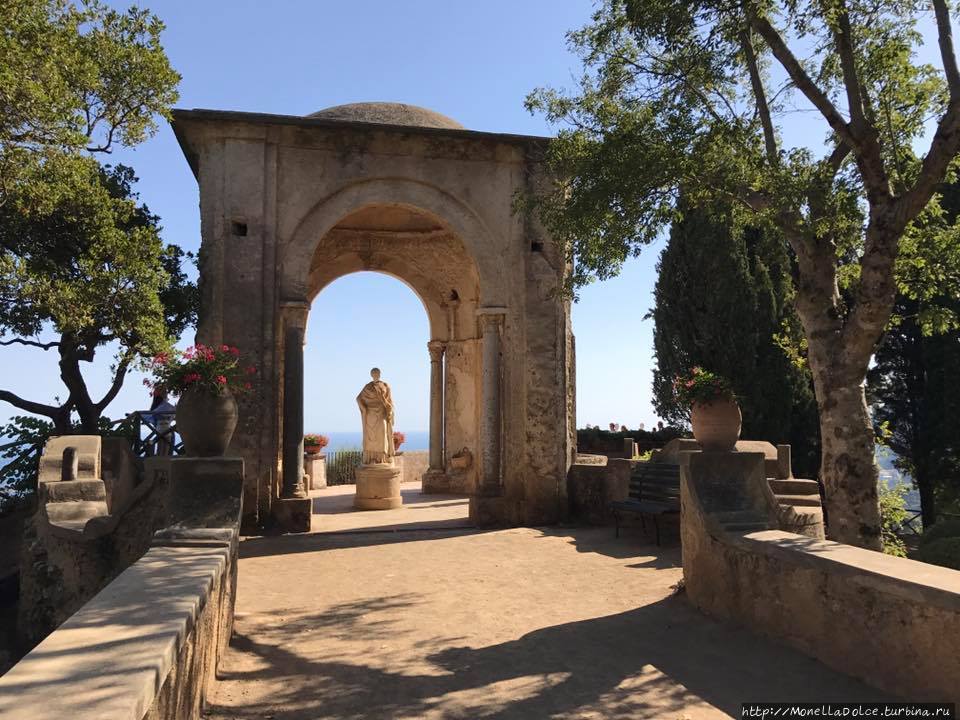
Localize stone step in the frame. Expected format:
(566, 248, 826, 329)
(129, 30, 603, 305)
(774, 493, 822, 507)
(715, 510, 770, 524)
(44, 500, 108, 523)
(42, 479, 106, 504)
(768, 478, 820, 496)
(724, 521, 772, 532)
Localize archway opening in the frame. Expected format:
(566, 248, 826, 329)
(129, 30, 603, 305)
(280, 202, 483, 516)
(304, 270, 429, 463)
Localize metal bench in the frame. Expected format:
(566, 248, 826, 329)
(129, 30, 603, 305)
(610, 462, 681, 545)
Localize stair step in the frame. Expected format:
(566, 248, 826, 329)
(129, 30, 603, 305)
(768, 478, 820, 495)
(42, 479, 106, 503)
(44, 500, 108, 522)
(774, 493, 822, 507)
(725, 522, 772, 532)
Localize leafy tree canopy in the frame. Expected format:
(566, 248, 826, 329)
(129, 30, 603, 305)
(525, 0, 960, 548)
(0, 1, 190, 435)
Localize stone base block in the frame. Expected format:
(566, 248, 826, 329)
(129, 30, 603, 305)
(469, 494, 522, 527)
(272, 497, 312, 532)
(421, 469, 447, 494)
(354, 464, 402, 510)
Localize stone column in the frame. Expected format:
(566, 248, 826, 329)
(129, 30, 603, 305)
(280, 306, 308, 500)
(427, 341, 446, 471)
(478, 309, 506, 495)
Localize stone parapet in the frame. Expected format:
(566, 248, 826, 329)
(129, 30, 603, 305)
(2, 456, 244, 719)
(681, 449, 960, 703)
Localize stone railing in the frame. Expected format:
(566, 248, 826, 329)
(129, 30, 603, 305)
(680, 450, 960, 704)
(0, 457, 243, 720)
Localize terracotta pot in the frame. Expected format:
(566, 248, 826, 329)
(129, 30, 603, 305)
(175, 388, 239, 457)
(691, 398, 742, 452)
(304, 444, 322, 455)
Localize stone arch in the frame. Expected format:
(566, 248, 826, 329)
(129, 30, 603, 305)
(281, 177, 504, 308)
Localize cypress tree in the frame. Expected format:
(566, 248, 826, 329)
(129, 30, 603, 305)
(651, 201, 820, 477)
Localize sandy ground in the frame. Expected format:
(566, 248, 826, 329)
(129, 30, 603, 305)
(205, 484, 888, 720)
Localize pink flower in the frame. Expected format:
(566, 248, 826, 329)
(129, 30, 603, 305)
(215, 375, 227, 385)
(221, 344, 230, 352)
(244, 382, 252, 390)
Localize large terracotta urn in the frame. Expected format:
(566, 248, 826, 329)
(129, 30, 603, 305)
(175, 388, 239, 456)
(691, 398, 742, 452)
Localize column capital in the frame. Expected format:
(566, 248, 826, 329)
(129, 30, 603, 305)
(280, 299, 310, 331)
(427, 340, 446, 361)
(476, 307, 507, 332)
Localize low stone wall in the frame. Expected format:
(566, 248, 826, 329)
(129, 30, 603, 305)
(0, 457, 244, 719)
(567, 456, 633, 524)
(399, 450, 429, 484)
(681, 450, 960, 703)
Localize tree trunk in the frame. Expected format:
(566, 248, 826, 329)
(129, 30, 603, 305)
(916, 462, 938, 529)
(789, 232, 884, 551)
(813, 374, 883, 548)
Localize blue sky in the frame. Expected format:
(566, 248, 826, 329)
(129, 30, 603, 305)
(0, 0, 664, 433)
(0, 1, 948, 434)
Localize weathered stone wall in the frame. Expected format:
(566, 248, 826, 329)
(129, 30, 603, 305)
(0, 457, 244, 720)
(566, 457, 633, 525)
(398, 450, 429, 485)
(17, 471, 168, 649)
(681, 450, 960, 703)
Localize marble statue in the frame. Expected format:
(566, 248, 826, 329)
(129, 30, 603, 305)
(356, 367, 396, 465)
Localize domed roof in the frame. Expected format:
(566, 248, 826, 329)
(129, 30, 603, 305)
(307, 102, 464, 130)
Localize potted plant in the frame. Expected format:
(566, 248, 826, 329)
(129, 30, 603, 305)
(393, 431, 405, 454)
(146, 344, 256, 456)
(304, 433, 328, 455)
(675, 367, 741, 452)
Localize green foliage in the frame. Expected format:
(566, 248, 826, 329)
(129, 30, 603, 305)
(914, 538, 960, 571)
(0, 1, 192, 432)
(0, 415, 54, 513)
(0, 0, 180, 196)
(651, 202, 821, 476)
(868, 181, 960, 526)
(879, 482, 909, 557)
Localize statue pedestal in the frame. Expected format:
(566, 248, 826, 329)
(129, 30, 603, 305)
(354, 462, 402, 510)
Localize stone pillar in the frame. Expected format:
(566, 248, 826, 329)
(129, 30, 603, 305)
(274, 302, 311, 532)
(478, 309, 505, 496)
(427, 340, 446, 471)
(281, 324, 307, 499)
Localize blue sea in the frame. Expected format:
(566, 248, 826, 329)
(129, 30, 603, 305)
(320, 430, 428, 452)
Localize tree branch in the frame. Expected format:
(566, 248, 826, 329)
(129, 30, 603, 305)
(0, 390, 64, 420)
(934, 0, 960, 98)
(94, 355, 131, 414)
(748, 12, 861, 153)
(832, 2, 868, 130)
(740, 27, 779, 164)
(0, 337, 60, 350)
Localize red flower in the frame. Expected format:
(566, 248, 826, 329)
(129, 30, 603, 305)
(153, 352, 169, 365)
(245, 365, 257, 375)
(221, 344, 230, 352)
(244, 382, 252, 390)
(184, 372, 201, 384)
(215, 375, 227, 385)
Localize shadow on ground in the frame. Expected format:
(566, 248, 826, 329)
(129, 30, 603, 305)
(208, 593, 888, 720)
